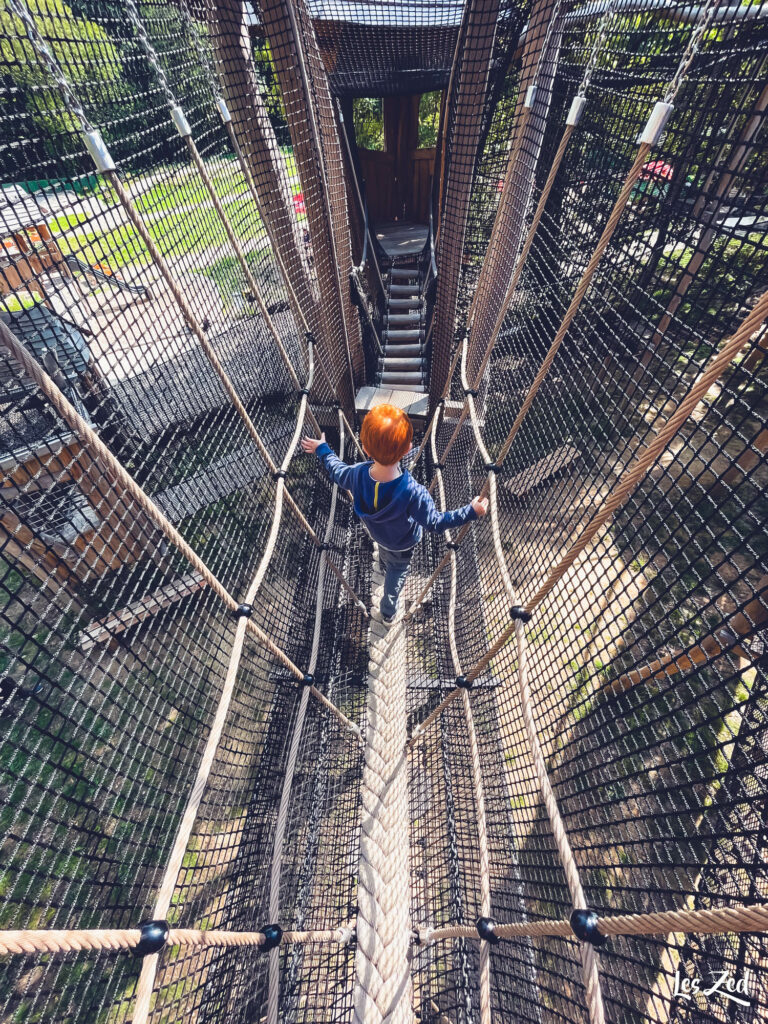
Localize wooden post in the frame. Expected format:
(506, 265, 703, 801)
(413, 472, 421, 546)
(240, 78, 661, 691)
(429, 0, 502, 409)
(258, 0, 364, 415)
(465, 0, 563, 384)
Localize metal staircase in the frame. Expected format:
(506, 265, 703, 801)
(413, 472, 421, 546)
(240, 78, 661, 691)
(378, 260, 426, 392)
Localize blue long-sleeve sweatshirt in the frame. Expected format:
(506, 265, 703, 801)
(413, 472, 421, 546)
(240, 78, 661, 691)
(315, 442, 477, 551)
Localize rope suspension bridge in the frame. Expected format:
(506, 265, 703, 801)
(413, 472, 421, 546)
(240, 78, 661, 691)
(0, 0, 766, 1022)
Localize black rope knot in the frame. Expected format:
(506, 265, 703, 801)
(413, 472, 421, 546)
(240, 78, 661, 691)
(305, 332, 316, 346)
(261, 924, 283, 951)
(302, 673, 315, 688)
(510, 606, 532, 622)
(476, 917, 500, 945)
(455, 674, 473, 690)
(233, 603, 253, 619)
(446, 541, 459, 551)
(484, 462, 500, 473)
(570, 909, 607, 946)
(464, 387, 478, 397)
(300, 387, 311, 396)
(134, 919, 169, 957)
(272, 469, 287, 480)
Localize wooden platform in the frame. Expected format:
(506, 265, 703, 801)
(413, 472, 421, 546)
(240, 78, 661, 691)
(503, 443, 581, 497)
(375, 221, 428, 258)
(356, 385, 428, 423)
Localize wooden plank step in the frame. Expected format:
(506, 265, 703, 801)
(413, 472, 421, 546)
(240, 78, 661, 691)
(503, 444, 581, 497)
(80, 572, 206, 652)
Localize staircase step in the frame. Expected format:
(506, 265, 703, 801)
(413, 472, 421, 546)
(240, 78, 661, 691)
(380, 371, 423, 384)
(383, 357, 423, 370)
(386, 313, 422, 325)
(387, 383, 426, 393)
(388, 298, 423, 309)
(390, 284, 420, 296)
(384, 343, 422, 356)
(389, 267, 419, 279)
(386, 329, 422, 342)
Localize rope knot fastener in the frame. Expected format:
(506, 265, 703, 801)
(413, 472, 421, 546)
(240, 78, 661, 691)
(302, 673, 315, 688)
(260, 924, 283, 951)
(272, 469, 287, 480)
(484, 462, 500, 474)
(233, 603, 253, 619)
(446, 541, 459, 551)
(305, 332, 316, 346)
(570, 909, 607, 947)
(434, 461, 445, 471)
(476, 917, 500, 945)
(134, 919, 169, 957)
(300, 387, 311, 396)
(464, 387, 478, 397)
(510, 606, 532, 622)
(455, 674, 473, 691)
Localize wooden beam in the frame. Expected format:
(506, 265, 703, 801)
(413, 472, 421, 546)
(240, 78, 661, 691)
(79, 572, 207, 653)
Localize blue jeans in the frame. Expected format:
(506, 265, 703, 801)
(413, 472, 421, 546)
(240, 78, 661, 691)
(378, 545, 415, 618)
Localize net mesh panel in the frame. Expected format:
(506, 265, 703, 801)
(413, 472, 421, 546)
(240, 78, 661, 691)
(1, 0, 767, 1022)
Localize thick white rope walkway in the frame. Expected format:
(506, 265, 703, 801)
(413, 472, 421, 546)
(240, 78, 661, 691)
(353, 552, 414, 1024)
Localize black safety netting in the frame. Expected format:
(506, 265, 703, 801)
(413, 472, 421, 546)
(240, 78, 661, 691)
(1, 0, 767, 1022)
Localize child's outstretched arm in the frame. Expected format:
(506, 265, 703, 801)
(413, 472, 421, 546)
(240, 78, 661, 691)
(408, 482, 488, 532)
(302, 433, 357, 490)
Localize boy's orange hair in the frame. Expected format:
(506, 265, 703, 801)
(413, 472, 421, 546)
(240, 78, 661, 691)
(361, 403, 413, 465)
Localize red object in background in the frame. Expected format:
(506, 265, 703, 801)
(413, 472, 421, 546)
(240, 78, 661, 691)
(641, 160, 673, 181)
(293, 192, 306, 214)
(497, 178, 505, 192)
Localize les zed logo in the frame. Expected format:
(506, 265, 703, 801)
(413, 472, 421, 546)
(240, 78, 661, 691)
(674, 969, 750, 1007)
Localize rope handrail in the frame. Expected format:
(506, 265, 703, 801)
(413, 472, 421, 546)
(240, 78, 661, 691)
(430, 419, 492, 1024)
(418, 901, 768, 943)
(0, 924, 356, 958)
(7, 898, 768, 959)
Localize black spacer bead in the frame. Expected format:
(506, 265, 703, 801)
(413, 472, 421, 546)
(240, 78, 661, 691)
(434, 461, 445, 470)
(455, 674, 473, 690)
(302, 673, 315, 688)
(273, 469, 287, 480)
(300, 387, 310, 396)
(305, 332, 316, 345)
(484, 462, 499, 473)
(464, 387, 478, 397)
(510, 606, 532, 622)
(134, 919, 169, 957)
(570, 909, 607, 947)
(233, 603, 253, 619)
(476, 917, 500, 945)
(261, 923, 283, 951)
(446, 541, 459, 551)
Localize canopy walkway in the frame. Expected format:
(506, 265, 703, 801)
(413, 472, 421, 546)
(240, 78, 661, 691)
(0, 1, 767, 1023)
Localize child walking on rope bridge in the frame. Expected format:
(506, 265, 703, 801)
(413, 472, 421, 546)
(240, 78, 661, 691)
(302, 403, 488, 624)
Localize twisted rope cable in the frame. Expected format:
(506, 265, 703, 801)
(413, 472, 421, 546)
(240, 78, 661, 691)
(431, 421, 492, 1024)
(467, 287, 768, 683)
(418, 902, 768, 943)
(267, 409, 351, 1023)
(133, 339, 315, 1024)
(0, 319, 302, 678)
(0, 925, 356, 957)
(353, 551, 414, 1023)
